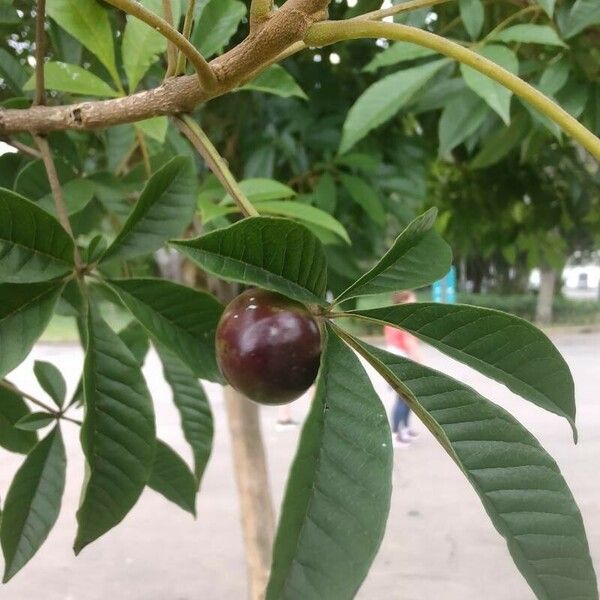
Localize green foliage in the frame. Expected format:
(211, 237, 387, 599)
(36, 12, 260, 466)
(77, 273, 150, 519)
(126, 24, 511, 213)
(148, 440, 198, 515)
(335, 209, 452, 303)
(266, 329, 392, 599)
(101, 156, 197, 263)
(0, 282, 64, 379)
(1, 426, 66, 582)
(33, 361, 67, 409)
(23, 62, 120, 97)
(107, 278, 223, 382)
(0, 385, 37, 454)
(0, 190, 74, 283)
(351, 303, 577, 435)
(351, 339, 598, 600)
(172, 217, 329, 305)
(0, 0, 598, 597)
(76, 307, 156, 554)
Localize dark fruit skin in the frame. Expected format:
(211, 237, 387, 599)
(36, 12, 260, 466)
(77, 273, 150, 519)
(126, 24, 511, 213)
(216, 288, 322, 405)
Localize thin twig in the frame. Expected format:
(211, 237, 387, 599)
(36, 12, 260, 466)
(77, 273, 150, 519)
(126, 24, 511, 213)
(0, 379, 82, 426)
(162, 0, 178, 77)
(34, 0, 47, 105)
(1, 138, 42, 158)
(174, 115, 259, 217)
(356, 0, 453, 22)
(176, 0, 197, 75)
(34, 134, 83, 268)
(134, 125, 152, 176)
(1, 379, 58, 415)
(103, 0, 217, 91)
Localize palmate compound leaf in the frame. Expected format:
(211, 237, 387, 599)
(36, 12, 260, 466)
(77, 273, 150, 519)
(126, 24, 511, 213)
(1, 425, 66, 582)
(171, 217, 328, 306)
(349, 303, 577, 439)
(335, 208, 452, 304)
(101, 156, 197, 263)
(336, 330, 598, 600)
(265, 327, 393, 600)
(0, 281, 65, 380)
(0, 188, 74, 283)
(106, 278, 223, 383)
(156, 345, 213, 484)
(75, 305, 156, 554)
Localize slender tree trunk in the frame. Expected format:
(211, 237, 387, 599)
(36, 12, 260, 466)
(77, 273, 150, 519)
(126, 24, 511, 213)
(173, 260, 276, 599)
(225, 386, 275, 600)
(536, 267, 558, 325)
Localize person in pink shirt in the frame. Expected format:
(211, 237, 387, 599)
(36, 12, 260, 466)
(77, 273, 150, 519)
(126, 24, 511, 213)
(384, 291, 423, 448)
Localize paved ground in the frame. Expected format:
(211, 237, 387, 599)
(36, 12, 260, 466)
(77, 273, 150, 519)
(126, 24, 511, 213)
(1, 330, 599, 600)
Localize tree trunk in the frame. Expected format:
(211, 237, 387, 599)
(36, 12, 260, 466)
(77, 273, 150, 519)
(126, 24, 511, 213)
(536, 267, 558, 325)
(224, 386, 275, 600)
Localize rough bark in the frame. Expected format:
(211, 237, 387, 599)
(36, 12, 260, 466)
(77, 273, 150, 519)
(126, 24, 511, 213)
(535, 266, 558, 325)
(224, 386, 276, 600)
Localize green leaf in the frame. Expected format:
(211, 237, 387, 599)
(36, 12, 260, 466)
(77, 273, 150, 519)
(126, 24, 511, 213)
(460, 0, 485, 40)
(265, 328, 392, 599)
(46, 0, 119, 84)
(0, 282, 65, 380)
(461, 45, 519, 124)
(0, 384, 37, 454)
(255, 200, 351, 244)
(0, 188, 75, 283)
(122, 0, 167, 91)
(148, 440, 197, 515)
(33, 361, 67, 409)
(559, 0, 600, 39)
(36, 179, 96, 219)
(222, 178, 296, 204)
(1, 426, 66, 582)
(349, 339, 598, 600)
(118, 321, 150, 366)
(137, 117, 169, 143)
(335, 209, 452, 303)
(101, 156, 196, 263)
(539, 58, 569, 97)
(537, 0, 556, 17)
(107, 278, 223, 383)
(192, 0, 246, 58)
(23, 62, 119, 97)
(471, 112, 529, 169)
(241, 65, 308, 99)
(350, 303, 578, 437)
(171, 217, 328, 306)
(492, 24, 566, 47)
(75, 306, 156, 554)
(363, 41, 436, 73)
(14, 412, 56, 432)
(0, 48, 29, 94)
(439, 90, 489, 156)
(339, 174, 386, 225)
(157, 346, 213, 483)
(340, 59, 449, 153)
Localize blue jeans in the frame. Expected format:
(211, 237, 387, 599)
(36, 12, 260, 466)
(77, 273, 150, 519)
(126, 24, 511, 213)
(392, 395, 411, 433)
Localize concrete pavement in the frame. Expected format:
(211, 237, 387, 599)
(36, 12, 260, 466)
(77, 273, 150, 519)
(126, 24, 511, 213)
(1, 331, 598, 599)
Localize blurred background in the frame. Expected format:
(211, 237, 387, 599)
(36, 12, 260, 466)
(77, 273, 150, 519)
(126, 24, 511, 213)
(1, 0, 600, 597)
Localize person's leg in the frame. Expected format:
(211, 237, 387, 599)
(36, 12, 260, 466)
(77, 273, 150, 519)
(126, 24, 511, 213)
(392, 396, 405, 433)
(395, 399, 412, 443)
